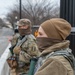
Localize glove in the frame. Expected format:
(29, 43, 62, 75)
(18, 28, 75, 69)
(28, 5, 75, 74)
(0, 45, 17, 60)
(13, 46, 21, 54)
(7, 56, 18, 69)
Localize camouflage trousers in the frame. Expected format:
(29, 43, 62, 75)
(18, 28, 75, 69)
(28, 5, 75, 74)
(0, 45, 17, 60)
(10, 69, 28, 75)
(10, 66, 29, 75)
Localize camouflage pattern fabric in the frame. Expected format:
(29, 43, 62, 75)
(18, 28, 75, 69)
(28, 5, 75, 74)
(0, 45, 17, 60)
(16, 18, 31, 26)
(11, 33, 20, 46)
(11, 34, 40, 75)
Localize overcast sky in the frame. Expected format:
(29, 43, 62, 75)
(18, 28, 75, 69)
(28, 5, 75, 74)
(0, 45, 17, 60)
(0, 0, 17, 18)
(0, 0, 60, 19)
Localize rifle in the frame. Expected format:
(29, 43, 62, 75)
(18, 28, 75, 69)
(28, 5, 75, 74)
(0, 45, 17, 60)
(9, 45, 16, 55)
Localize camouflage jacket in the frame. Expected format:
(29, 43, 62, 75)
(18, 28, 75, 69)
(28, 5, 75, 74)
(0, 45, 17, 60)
(11, 33, 20, 46)
(11, 34, 40, 74)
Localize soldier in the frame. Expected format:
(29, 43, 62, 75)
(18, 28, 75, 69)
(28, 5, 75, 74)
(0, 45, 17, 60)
(34, 18, 75, 75)
(9, 18, 40, 75)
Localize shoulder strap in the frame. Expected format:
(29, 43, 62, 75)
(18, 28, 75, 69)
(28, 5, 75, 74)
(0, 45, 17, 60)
(16, 35, 27, 47)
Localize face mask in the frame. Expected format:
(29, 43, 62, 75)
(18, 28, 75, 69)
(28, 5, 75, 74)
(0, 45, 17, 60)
(18, 27, 31, 36)
(36, 37, 61, 52)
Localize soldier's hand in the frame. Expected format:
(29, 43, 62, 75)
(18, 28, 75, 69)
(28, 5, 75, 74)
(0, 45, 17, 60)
(13, 46, 21, 54)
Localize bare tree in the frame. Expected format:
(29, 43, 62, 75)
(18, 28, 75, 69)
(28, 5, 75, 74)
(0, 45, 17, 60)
(22, 0, 58, 25)
(6, 0, 60, 28)
(0, 18, 7, 28)
(6, 4, 20, 29)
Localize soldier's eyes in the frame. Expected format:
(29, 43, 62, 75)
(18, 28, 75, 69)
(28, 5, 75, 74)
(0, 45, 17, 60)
(18, 26, 22, 28)
(19, 26, 21, 28)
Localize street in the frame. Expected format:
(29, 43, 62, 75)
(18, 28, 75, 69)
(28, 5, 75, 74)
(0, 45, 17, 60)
(0, 27, 14, 57)
(0, 36, 9, 57)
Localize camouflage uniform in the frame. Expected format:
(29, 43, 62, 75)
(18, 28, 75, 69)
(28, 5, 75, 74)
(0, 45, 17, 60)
(11, 33, 20, 47)
(10, 19, 40, 75)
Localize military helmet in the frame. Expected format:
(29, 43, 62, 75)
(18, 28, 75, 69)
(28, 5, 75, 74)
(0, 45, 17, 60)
(17, 18, 31, 26)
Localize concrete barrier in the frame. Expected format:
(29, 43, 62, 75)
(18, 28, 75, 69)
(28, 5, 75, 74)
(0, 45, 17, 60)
(0, 43, 11, 75)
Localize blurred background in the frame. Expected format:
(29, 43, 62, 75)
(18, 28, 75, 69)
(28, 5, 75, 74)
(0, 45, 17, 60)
(0, 0, 75, 56)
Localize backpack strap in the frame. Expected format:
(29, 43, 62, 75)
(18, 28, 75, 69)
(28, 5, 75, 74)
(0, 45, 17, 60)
(16, 35, 27, 47)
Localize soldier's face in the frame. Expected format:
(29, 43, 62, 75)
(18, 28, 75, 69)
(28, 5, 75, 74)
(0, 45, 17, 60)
(37, 26, 48, 37)
(18, 25, 29, 29)
(18, 25, 31, 36)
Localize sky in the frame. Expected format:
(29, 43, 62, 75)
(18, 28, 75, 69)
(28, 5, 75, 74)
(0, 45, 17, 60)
(0, 0, 60, 19)
(0, 0, 17, 18)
